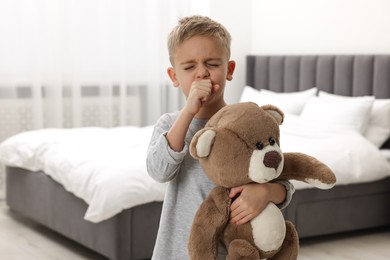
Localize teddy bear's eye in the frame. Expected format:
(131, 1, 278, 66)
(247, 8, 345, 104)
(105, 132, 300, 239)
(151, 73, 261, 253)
(269, 137, 275, 145)
(256, 142, 264, 150)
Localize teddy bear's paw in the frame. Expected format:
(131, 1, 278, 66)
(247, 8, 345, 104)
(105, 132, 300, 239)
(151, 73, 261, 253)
(269, 221, 299, 260)
(226, 239, 261, 260)
(305, 177, 335, 189)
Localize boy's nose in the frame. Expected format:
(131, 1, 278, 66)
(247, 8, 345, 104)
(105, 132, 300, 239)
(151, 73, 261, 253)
(196, 66, 210, 79)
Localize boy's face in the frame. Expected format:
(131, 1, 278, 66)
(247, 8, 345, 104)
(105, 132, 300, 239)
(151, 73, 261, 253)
(167, 35, 235, 100)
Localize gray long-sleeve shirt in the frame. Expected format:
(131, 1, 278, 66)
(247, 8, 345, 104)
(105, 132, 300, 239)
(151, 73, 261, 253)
(146, 111, 294, 260)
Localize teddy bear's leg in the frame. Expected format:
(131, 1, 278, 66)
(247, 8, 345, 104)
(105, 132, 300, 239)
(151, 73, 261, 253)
(226, 239, 261, 260)
(269, 221, 299, 260)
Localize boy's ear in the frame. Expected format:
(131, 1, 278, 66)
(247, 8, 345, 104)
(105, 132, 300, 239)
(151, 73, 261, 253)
(167, 67, 180, 87)
(226, 60, 236, 81)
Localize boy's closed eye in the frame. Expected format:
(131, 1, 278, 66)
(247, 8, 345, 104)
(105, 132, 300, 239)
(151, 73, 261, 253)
(183, 63, 219, 70)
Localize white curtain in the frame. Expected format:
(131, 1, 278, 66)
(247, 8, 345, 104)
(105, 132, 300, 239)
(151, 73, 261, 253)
(0, 0, 210, 129)
(0, 0, 209, 197)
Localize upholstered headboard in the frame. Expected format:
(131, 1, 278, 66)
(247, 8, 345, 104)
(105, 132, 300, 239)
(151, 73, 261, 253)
(246, 55, 390, 98)
(245, 55, 390, 148)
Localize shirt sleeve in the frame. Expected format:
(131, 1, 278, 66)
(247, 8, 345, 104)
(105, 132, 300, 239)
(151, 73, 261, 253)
(273, 180, 295, 210)
(146, 113, 189, 183)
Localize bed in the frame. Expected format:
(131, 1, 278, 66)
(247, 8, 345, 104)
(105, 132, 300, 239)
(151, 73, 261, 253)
(1, 54, 390, 260)
(2, 127, 165, 260)
(245, 55, 390, 238)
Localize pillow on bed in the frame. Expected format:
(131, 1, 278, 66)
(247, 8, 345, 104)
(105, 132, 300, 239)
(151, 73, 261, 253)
(240, 86, 263, 103)
(240, 86, 317, 115)
(318, 91, 390, 146)
(301, 92, 374, 134)
(364, 99, 390, 147)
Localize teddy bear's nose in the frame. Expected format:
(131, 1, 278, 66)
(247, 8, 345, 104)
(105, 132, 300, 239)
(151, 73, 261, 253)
(263, 151, 282, 170)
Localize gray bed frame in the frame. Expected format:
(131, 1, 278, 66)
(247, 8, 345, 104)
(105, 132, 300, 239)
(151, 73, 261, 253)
(6, 166, 162, 260)
(5, 55, 390, 259)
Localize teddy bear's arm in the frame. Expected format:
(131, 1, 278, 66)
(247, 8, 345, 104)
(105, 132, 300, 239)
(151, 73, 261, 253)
(278, 152, 336, 189)
(188, 186, 230, 260)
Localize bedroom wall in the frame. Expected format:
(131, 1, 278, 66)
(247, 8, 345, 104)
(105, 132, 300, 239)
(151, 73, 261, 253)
(208, 0, 253, 105)
(250, 0, 390, 55)
(211, 0, 390, 104)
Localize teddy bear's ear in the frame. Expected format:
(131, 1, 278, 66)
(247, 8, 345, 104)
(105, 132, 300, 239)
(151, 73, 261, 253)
(261, 104, 284, 125)
(189, 128, 216, 159)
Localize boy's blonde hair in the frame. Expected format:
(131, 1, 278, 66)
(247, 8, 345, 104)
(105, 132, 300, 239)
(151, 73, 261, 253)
(168, 15, 232, 65)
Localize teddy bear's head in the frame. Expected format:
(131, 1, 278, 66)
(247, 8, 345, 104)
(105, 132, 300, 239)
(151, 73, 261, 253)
(190, 102, 285, 188)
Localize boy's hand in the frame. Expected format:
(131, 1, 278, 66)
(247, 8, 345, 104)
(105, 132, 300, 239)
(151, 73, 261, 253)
(184, 79, 220, 115)
(229, 183, 270, 225)
(166, 79, 219, 152)
(229, 182, 286, 225)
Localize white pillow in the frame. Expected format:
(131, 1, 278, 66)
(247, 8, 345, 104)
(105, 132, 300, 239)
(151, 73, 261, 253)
(364, 99, 390, 147)
(239, 86, 317, 115)
(239, 86, 262, 103)
(301, 91, 374, 134)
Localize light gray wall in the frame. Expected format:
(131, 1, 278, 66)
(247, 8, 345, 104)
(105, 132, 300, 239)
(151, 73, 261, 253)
(209, 0, 253, 105)
(210, 0, 390, 103)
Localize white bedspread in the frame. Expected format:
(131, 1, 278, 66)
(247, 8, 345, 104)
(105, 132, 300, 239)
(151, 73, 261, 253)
(0, 115, 389, 223)
(0, 126, 167, 223)
(280, 115, 390, 189)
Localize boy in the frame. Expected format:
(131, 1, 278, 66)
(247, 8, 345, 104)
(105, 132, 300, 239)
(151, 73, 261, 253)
(146, 15, 294, 259)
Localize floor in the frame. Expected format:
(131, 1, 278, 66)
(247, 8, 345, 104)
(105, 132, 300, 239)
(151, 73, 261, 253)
(0, 199, 106, 260)
(298, 228, 390, 260)
(1, 198, 390, 260)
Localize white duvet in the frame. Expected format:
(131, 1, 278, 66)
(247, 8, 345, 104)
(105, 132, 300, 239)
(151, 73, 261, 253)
(0, 126, 167, 223)
(0, 115, 389, 223)
(280, 115, 390, 189)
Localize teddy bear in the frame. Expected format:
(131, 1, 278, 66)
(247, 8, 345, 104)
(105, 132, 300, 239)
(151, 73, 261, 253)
(188, 102, 336, 260)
